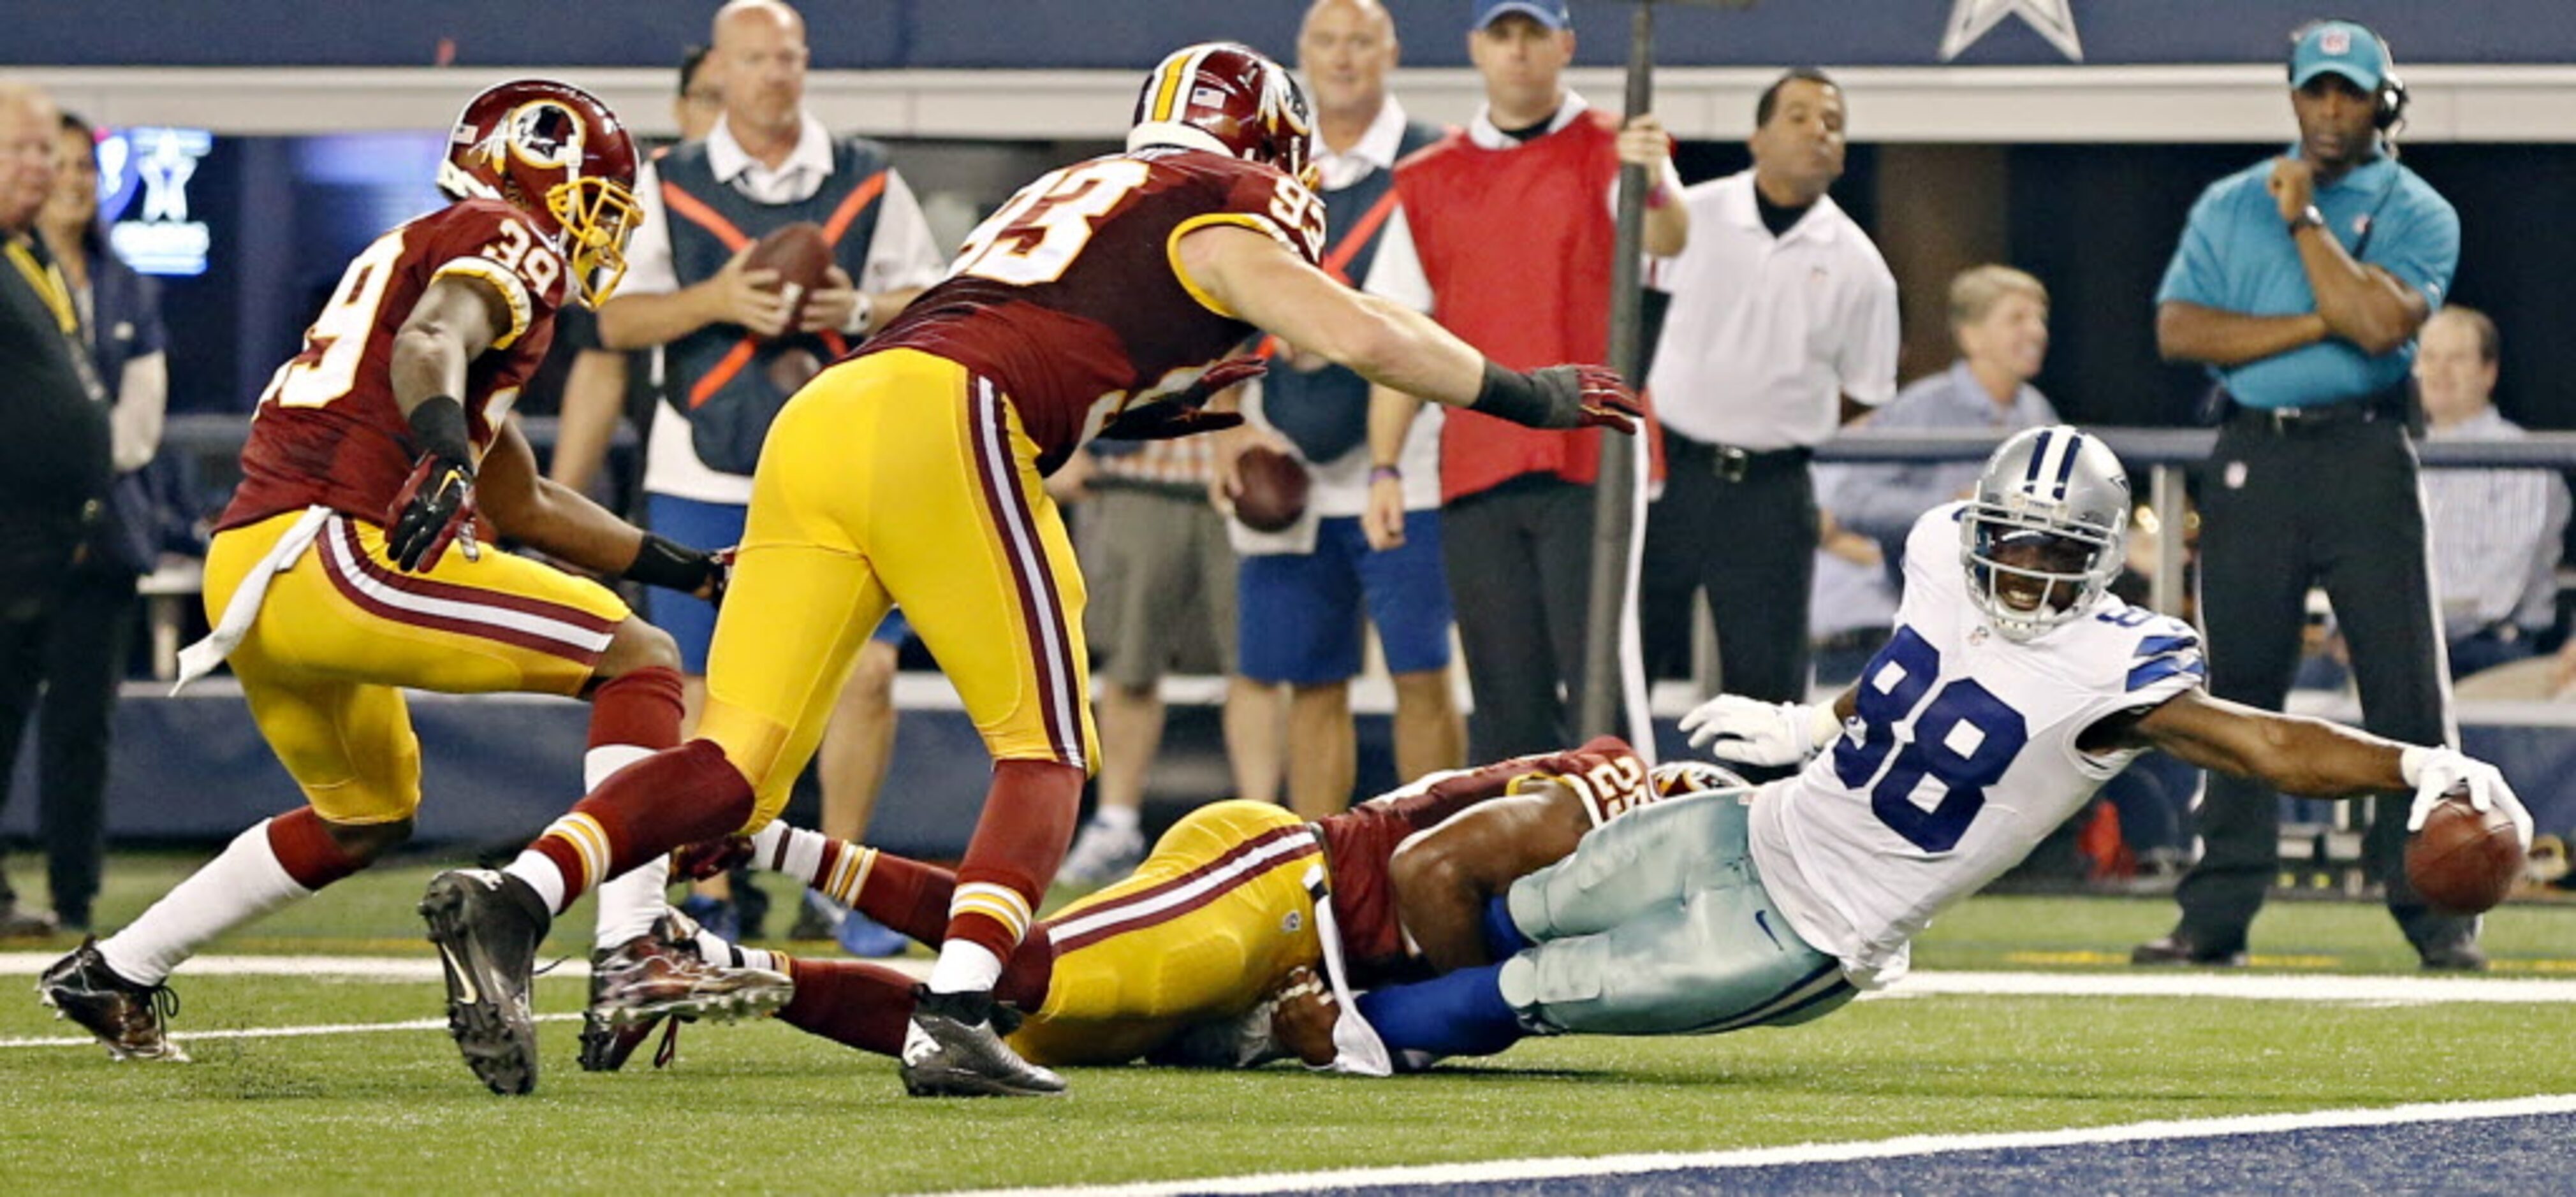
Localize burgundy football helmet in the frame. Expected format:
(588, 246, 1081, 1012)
(437, 78, 641, 308)
(1127, 42, 1317, 189)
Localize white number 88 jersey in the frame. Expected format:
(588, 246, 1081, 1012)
(1747, 503, 2205, 988)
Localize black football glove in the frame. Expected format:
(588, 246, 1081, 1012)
(384, 396, 479, 571)
(1096, 356, 1268, 441)
(625, 536, 732, 607)
(1468, 362, 1643, 433)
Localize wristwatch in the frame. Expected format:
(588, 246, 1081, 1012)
(2287, 205, 2327, 236)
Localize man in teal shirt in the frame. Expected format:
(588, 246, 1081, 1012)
(2140, 20, 2477, 971)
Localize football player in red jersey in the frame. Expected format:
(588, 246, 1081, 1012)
(596, 738, 1709, 1073)
(36, 80, 787, 1091)
(425, 41, 1644, 1099)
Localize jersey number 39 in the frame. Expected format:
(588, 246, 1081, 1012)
(1831, 626, 2030, 853)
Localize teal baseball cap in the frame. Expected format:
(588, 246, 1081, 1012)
(2290, 20, 2389, 91)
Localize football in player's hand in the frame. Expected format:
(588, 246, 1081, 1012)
(1232, 446, 1308, 533)
(2405, 783, 2525, 915)
(745, 221, 833, 338)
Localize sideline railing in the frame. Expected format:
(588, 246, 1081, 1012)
(1817, 426, 2576, 619)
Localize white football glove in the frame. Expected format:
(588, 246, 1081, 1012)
(1678, 695, 1843, 767)
(2400, 746, 2534, 852)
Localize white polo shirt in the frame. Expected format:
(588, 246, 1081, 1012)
(1646, 170, 1897, 452)
(625, 112, 946, 504)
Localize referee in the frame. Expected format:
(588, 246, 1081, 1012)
(2139, 20, 2478, 971)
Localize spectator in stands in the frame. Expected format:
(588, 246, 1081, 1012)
(0, 110, 172, 936)
(587, 0, 944, 954)
(549, 43, 725, 508)
(1643, 67, 1896, 705)
(0, 82, 112, 939)
(1361, 0, 1683, 760)
(1805, 506, 1895, 686)
(1224, 0, 1461, 819)
(2142, 20, 2477, 970)
(2413, 305, 2568, 679)
(1053, 437, 1269, 885)
(1823, 265, 2055, 563)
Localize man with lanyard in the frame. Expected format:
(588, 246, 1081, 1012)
(1210, 0, 1463, 823)
(1361, 0, 1685, 762)
(590, 0, 945, 957)
(0, 83, 113, 939)
(2140, 19, 2477, 970)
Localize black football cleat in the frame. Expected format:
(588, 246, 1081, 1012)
(2418, 938, 2491, 973)
(2130, 933, 2248, 968)
(37, 938, 189, 1063)
(420, 869, 549, 1095)
(580, 914, 791, 1073)
(900, 986, 1064, 1098)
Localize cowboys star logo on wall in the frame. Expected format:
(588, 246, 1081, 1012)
(1940, 0, 2084, 62)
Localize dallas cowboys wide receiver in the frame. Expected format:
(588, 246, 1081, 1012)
(1300, 425, 2529, 1071)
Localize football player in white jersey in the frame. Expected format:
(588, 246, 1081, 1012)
(1291, 425, 2531, 1072)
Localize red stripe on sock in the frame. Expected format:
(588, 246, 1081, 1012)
(588, 665, 683, 750)
(776, 959, 919, 1057)
(265, 807, 366, 891)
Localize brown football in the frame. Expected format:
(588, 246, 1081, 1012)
(743, 221, 833, 338)
(1233, 446, 1310, 533)
(2404, 787, 2524, 915)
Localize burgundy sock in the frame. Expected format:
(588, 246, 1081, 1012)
(588, 664, 684, 750)
(943, 759, 1082, 961)
(265, 807, 366, 891)
(847, 850, 953, 945)
(535, 739, 756, 905)
(775, 959, 921, 1058)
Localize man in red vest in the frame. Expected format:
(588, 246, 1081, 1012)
(1360, 0, 1684, 760)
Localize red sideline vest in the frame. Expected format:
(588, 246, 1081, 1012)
(1393, 111, 1665, 503)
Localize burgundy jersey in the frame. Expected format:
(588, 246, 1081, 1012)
(219, 198, 570, 530)
(861, 147, 1327, 474)
(1321, 736, 1654, 984)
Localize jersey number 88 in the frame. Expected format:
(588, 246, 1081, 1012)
(1831, 626, 2030, 854)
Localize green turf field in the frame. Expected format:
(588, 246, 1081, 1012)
(1, 852, 2570, 1193)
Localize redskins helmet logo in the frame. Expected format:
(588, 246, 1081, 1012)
(465, 100, 583, 178)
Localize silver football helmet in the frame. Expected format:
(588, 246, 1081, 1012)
(1959, 425, 2130, 641)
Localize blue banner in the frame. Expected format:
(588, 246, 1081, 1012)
(11, 2, 2575, 70)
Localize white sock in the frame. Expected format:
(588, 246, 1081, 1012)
(685, 924, 775, 973)
(1090, 804, 1139, 834)
(99, 819, 312, 987)
(745, 820, 881, 908)
(592, 857, 670, 950)
(504, 850, 569, 915)
(583, 744, 667, 949)
(926, 940, 1005, 994)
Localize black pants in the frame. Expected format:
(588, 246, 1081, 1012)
(1642, 435, 1817, 704)
(0, 560, 136, 930)
(1441, 476, 1622, 760)
(2178, 416, 2468, 954)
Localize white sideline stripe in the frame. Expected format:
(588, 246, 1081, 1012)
(0, 954, 483, 982)
(1872, 969, 2576, 1005)
(937, 1094, 2576, 1197)
(0, 956, 2563, 1003)
(1, 1013, 580, 1050)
